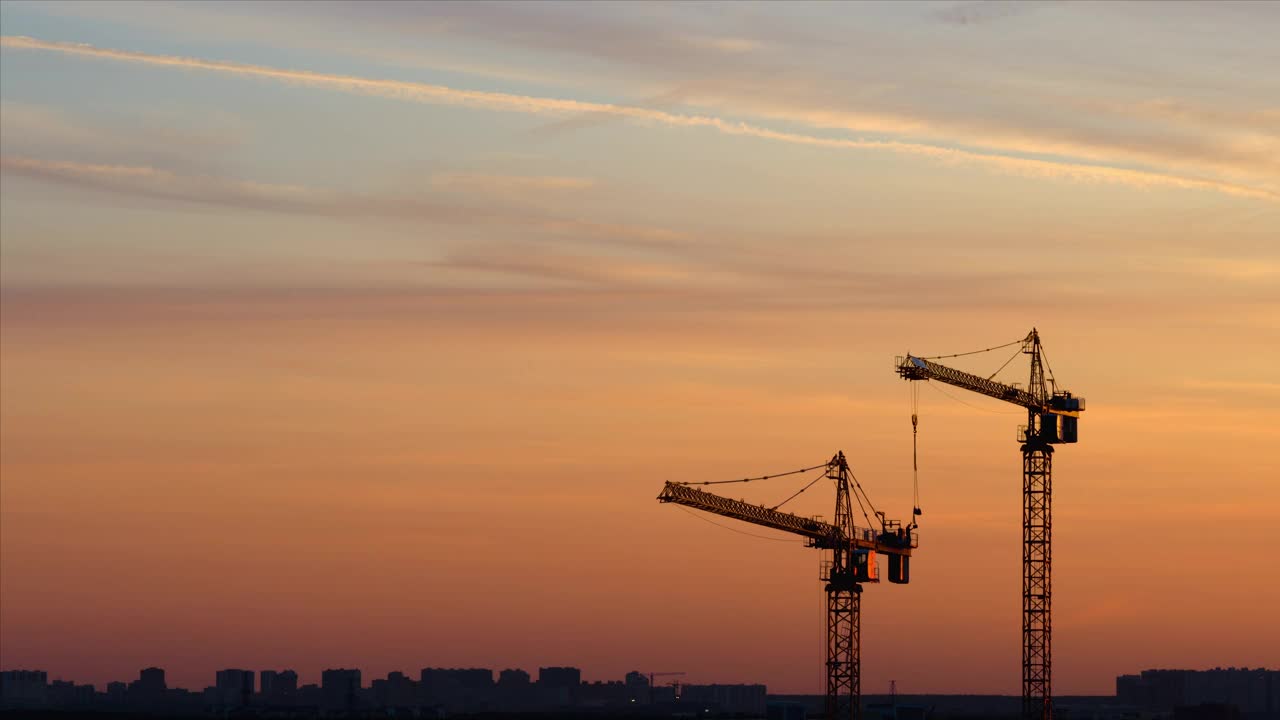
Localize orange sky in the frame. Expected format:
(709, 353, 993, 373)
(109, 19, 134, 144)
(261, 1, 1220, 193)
(2, 0, 1279, 696)
(4, 290, 1277, 693)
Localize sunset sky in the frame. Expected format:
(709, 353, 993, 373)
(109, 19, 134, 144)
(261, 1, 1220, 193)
(2, 0, 1278, 696)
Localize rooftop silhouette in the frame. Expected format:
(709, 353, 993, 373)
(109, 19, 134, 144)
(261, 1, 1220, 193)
(2, 665, 1276, 719)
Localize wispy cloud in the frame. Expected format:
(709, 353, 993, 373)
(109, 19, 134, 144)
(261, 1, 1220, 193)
(676, 84, 1280, 188)
(1181, 378, 1280, 395)
(430, 173, 595, 193)
(2, 156, 324, 209)
(3, 35, 1274, 202)
(680, 34, 762, 54)
(0, 156, 1076, 308)
(935, 1, 1055, 26)
(0, 156, 677, 246)
(1170, 257, 1280, 281)
(0, 100, 246, 170)
(9, 153, 1276, 321)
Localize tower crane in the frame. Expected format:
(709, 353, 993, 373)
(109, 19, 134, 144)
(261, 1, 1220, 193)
(658, 452, 917, 720)
(895, 329, 1084, 720)
(646, 672, 685, 704)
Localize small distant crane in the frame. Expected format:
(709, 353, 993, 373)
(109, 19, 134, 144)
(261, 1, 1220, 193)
(646, 672, 685, 704)
(896, 329, 1084, 720)
(659, 452, 917, 720)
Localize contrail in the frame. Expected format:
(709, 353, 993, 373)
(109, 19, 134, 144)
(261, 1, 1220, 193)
(2, 35, 1273, 202)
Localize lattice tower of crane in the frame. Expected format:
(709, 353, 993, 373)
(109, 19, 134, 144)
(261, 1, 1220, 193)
(658, 452, 917, 720)
(895, 328, 1085, 720)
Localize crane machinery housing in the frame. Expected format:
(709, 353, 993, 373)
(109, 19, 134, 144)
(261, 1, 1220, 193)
(658, 452, 917, 720)
(895, 328, 1084, 720)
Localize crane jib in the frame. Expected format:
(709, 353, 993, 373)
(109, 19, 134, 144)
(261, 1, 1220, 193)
(657, 482, 915, 557)
(899, 355, 1082, 418)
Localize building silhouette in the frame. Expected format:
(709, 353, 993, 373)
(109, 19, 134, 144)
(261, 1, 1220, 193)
(499, 668, 531, 687)
(420, 667, 493, 713)
(537, 665, 581, 706)
(259, 668, 297, 703)
(369, 670, 416, 709)
(0, 670, 47, 709)
(214, 668, 254, 708)
(538, 666, 581, 687)
(1117, 668, 1279, 717)
(17, 661, 1273, 719)
(129, 666, 167, 709)
(105, 680, 127, 707)
(320, 668, 361, 713)
(682, 683, 768, 716)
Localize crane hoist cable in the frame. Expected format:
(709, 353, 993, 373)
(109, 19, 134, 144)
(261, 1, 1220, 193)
(912, 382, 921, 522)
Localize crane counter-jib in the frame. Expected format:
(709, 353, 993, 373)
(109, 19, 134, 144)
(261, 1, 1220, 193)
(657, 482, 915, 557)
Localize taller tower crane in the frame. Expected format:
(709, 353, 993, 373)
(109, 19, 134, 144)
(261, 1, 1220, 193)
(658, 452, 917, 720)
(895, 329, 1085, 720)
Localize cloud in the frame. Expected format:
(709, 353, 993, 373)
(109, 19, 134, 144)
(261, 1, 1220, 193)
(0, 102, 106, 148)
(3, 35, 1275, 202)
(1181, 379, 1280, 395)
(430, 173, 595, 193)
(0, 157, 1082, 312)
(0, 155, 679, 247)
(680, 34, 762, 54)
(935, 1, 1055, 26)
(1, 100, 249, 177)
(9, 155, 1274, 322)
(2, 155, 326, 210)
(674, 82, 1280, 188)
(431, 251, 696, 287)
(7, 155, 1277, 325)
(1170, 257, 1280, 281)
(277, 4, 1280, 190)
(526, 84, 706, 138)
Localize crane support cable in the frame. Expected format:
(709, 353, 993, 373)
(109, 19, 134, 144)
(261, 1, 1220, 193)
(673, 504, 795, 542)
(673, 462, 828, 486)
(916, 336, 1024, 361)
(771, 467, 831, 510)
(849, 471, 878, 533)
(987, 345, 1025, 381)
(926, 381, 1021, 415)
(1040, 345, 1058, 390)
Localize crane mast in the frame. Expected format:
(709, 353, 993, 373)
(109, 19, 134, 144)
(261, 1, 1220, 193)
(658, 452, 915, 720)
(827, 456, 860, 720)
(896, 329, 1084, 720)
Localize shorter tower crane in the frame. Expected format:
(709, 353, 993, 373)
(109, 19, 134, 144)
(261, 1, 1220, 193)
(658, 452, 917, 720)
(646, 672, 685, 704)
